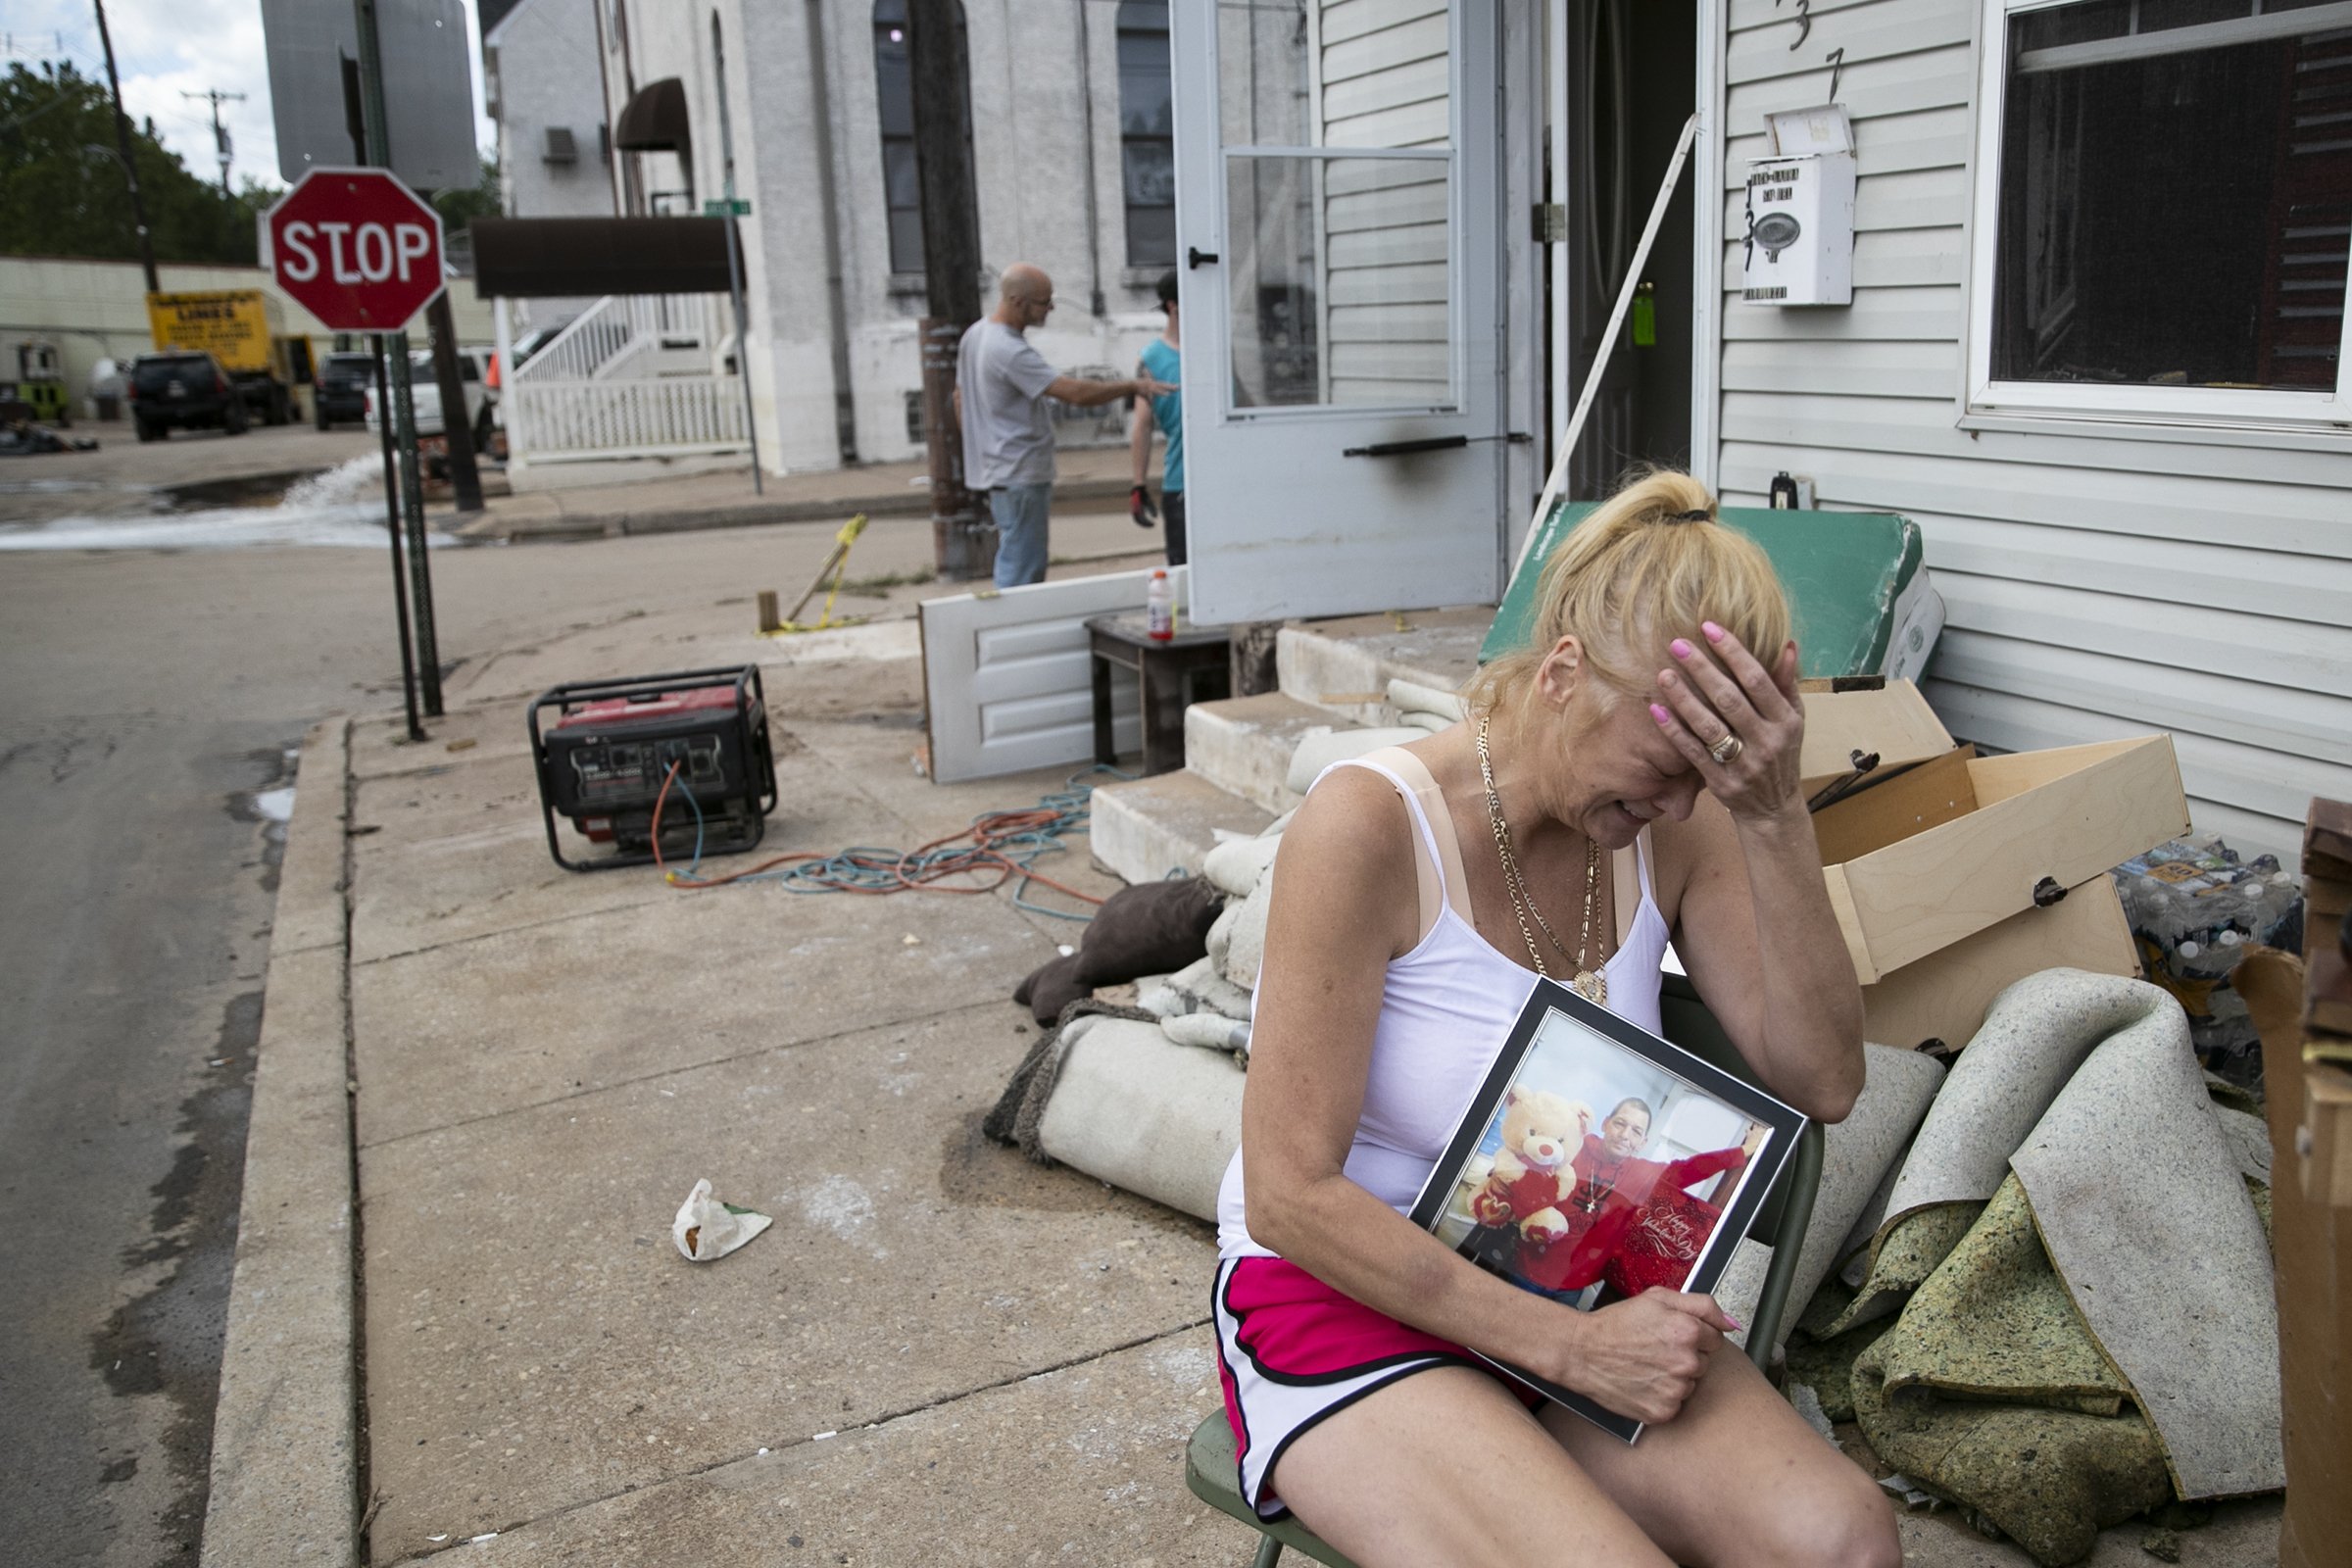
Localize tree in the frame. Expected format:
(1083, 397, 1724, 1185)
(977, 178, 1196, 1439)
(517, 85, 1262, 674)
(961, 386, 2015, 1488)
(431, 154, 502, 234)
(0, 62, 279, 266)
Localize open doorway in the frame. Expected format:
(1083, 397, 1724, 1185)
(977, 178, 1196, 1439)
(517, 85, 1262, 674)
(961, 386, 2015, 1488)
(1563, 0, 1695, 500)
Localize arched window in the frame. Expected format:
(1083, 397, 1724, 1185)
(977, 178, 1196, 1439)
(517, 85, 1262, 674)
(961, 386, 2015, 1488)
(1115, 1, 1174, 268)
(872, 0, 973, 276)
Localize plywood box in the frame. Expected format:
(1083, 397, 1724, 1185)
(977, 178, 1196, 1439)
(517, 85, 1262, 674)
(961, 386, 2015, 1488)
(1857, 876, 2138, 1051)
(1814, 734, 2189, 985)
(1797, 679, 1953, 801)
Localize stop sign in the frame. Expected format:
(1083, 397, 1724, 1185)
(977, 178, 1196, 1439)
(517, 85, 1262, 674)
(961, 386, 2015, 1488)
(260, 168, 445, 331)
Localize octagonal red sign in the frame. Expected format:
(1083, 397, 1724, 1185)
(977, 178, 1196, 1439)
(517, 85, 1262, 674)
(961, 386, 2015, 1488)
(260, 168, 446, 331)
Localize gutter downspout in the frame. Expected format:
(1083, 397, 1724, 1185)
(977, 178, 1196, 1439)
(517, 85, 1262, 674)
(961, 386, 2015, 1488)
(592, 0, 620, 216)
(1074, 0, 1106, 318)
(806, 0, 859, 466)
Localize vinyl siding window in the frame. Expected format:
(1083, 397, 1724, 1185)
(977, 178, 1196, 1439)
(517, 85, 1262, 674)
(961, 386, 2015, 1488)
(1967, 0, 2352, 429)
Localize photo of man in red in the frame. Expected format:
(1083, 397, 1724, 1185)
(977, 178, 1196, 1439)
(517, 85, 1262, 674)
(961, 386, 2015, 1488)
(1512, 1097, 1752, 1298)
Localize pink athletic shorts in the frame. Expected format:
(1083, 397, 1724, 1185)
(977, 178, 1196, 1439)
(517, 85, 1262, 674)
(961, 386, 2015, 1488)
(1211, 1254, 1538, 1519)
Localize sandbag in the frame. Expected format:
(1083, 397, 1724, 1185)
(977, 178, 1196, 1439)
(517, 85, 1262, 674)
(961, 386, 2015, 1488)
(1035, 1017, 1246, 1222)
(1013, 876, 1224, 1025)
(1285, 726, 1430, 798)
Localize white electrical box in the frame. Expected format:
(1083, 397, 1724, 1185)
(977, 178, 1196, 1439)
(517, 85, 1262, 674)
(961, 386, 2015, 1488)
(1741, 105, 1855, 307)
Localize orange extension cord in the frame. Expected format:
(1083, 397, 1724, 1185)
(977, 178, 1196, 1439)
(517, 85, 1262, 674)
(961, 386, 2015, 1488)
(648, 760, 1108, 912)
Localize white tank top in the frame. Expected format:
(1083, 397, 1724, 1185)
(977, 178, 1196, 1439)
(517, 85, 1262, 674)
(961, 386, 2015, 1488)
(1215, 752, 1672, 1261)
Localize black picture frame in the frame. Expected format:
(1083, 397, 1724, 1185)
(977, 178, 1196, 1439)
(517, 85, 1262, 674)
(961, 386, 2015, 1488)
(1405, 977, 1808, 1442)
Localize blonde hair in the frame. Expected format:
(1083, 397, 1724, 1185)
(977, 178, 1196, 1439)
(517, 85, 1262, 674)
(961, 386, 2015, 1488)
(1465, 469, 1792, 717)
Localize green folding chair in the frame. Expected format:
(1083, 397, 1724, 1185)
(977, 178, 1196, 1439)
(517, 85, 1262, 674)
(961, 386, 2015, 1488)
(1184, 973, 1827, 1567)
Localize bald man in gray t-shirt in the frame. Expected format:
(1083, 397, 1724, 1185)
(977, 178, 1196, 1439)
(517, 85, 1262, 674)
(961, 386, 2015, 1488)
(956, 264, 1170, 587)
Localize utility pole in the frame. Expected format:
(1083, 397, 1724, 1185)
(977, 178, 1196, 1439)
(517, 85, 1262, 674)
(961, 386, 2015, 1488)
(906, 0, 992, 581)
(182, 87, 245, 194)
(90, 0, 157, 294)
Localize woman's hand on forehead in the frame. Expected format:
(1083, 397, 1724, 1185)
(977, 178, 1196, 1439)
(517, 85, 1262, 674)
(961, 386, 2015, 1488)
(1645, 623, 1805, 822)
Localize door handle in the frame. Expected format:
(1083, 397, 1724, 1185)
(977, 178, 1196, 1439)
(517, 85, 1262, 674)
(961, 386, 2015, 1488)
(1187, 246, 1219, 270)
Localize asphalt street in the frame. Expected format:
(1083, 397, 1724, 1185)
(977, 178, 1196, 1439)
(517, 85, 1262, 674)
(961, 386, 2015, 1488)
(0, 432, 1152, 1565)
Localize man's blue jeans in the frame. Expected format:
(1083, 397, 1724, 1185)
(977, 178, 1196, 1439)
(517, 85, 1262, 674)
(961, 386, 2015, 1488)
(989, 482, 1052, 588)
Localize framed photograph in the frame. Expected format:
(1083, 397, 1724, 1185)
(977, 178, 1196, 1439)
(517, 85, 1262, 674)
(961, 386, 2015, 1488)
(1406, 977, 1807, 1442)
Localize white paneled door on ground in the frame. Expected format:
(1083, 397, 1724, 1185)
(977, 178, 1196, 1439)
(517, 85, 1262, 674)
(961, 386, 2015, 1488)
(1172, 0, 1510, 625)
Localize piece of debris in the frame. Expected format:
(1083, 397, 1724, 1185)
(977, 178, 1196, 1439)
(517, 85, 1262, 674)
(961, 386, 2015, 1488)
(446, 737, 477, 753)
(1786, 1381, 1838, 1445)
(2140, 1527, 2181, 1562)
(671, 1178, 773, 1261)
(1873, 1472, 1941, 1512)
(902, 933, 922, 947)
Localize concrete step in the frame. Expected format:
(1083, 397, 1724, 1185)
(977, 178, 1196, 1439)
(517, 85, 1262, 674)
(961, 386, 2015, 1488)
(1090, 768, 1274, 886)
(1275, 606, 1492, 727)
(1183, 692, 1333, 815)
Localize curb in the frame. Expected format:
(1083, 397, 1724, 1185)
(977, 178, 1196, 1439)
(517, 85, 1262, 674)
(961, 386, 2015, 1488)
(199, 717, 361, 1568)
(454, 476, 1132, 545)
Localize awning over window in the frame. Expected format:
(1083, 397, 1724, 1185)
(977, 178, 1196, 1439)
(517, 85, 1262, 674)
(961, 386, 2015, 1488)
(613, 76, 691, 152)
(469, 218, 733, 297)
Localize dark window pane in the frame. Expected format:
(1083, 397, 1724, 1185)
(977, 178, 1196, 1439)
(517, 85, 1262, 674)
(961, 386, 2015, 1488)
(883, 138, 921, 209)
(875, 45, 914, 136)
(1993, 18, 2349, 391)
(1126, 203, 1176, 268)
(888, 208, 925, 275)
(1123, 140, 1175, 206)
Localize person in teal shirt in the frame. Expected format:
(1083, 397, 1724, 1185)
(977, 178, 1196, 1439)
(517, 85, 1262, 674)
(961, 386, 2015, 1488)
(1129, 269, 1187, 565)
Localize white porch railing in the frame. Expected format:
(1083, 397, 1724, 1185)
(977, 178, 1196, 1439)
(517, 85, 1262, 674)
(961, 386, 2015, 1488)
(504, 374, 748, 460)
(512, 294, 728, 384)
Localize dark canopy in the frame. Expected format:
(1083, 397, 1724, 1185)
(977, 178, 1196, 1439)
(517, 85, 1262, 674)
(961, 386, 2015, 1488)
(469, 218, 734, 298)
(613, 77, 691, 152)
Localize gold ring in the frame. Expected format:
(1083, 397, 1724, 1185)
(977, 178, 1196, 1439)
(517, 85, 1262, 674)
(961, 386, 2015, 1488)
(1708, 731, 1744, 764)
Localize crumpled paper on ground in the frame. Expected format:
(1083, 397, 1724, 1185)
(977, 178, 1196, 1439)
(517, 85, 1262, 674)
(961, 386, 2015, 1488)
(671, 1178, 773, 1262)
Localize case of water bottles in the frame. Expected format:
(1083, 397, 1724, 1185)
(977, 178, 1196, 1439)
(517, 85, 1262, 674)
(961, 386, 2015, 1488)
(2112, 835, 2306, 1085)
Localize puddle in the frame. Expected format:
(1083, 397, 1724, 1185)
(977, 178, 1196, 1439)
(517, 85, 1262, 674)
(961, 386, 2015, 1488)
(0, 456, 457, 552)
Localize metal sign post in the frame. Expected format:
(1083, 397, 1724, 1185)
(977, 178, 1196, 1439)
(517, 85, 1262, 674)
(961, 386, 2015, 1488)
(370, 336, 423, 741)
(707, 196, 761, 496)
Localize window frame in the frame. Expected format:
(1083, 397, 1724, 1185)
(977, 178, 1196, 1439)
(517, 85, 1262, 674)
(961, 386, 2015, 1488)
(1115, 1, 1176, 270)
(1964, 0, 2352, 433)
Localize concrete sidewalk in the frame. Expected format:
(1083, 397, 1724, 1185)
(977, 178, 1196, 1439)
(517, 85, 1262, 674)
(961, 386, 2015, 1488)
(443, 446, 1138, 545)
(205, 585, 2285, 1567)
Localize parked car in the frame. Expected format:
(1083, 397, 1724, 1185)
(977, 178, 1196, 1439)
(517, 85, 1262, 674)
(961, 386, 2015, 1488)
(315, 351, 376, 430)
(364, 349, 488, 439)
(126, 351, 246, 441)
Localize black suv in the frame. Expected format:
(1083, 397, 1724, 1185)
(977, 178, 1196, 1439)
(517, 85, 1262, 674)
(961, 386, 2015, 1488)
(314, 351, 375, 429)
(127, 352, 246, 441)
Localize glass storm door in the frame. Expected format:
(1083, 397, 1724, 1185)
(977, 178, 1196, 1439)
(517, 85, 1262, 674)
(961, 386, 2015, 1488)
(1171, 0, 1506, 624)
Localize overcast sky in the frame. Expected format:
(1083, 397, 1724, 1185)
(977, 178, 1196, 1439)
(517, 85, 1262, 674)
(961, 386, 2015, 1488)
(4, 0, 498, 192)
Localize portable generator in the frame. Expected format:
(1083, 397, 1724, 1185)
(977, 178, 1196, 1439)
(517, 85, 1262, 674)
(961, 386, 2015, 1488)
(529, 666, 777, 872)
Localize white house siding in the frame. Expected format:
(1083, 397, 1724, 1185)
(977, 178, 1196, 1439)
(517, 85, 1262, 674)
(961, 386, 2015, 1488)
(1710, 0, 2352, 860)
(1316, 1, 1450, 407)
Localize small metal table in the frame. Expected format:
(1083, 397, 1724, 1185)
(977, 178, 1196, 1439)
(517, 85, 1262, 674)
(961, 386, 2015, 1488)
(1086, 612, 1231, 775)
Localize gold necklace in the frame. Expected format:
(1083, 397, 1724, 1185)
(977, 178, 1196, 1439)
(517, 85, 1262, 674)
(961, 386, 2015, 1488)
(1476, 713, 1607, 1004)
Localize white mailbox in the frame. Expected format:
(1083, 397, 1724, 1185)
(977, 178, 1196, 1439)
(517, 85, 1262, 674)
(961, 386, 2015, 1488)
(1741, 105, 1855, 308)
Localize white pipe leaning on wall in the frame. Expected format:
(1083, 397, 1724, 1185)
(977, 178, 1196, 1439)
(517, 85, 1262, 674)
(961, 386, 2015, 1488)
(1512, 111, 1698, 580)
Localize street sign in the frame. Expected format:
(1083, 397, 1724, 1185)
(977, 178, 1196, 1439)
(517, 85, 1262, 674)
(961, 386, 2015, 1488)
(259, 0, 478, 189)
(703, 199, 752, 217)
(260, 169, 446, 331)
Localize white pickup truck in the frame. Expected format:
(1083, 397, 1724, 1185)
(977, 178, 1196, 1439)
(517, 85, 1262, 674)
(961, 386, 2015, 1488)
(364, 349, 490, 439)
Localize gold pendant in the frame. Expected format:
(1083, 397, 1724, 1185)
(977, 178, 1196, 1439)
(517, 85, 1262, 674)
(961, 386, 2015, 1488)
(1571, 968, 1607, 1005)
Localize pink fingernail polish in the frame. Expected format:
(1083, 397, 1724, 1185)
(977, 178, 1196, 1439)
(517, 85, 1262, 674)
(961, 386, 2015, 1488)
(1703, 621, 1726, 643)
(1649, 703, 1672, 725)
(1726, 1313, 1743, 1330)
(1670, 638, 1693, 660)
